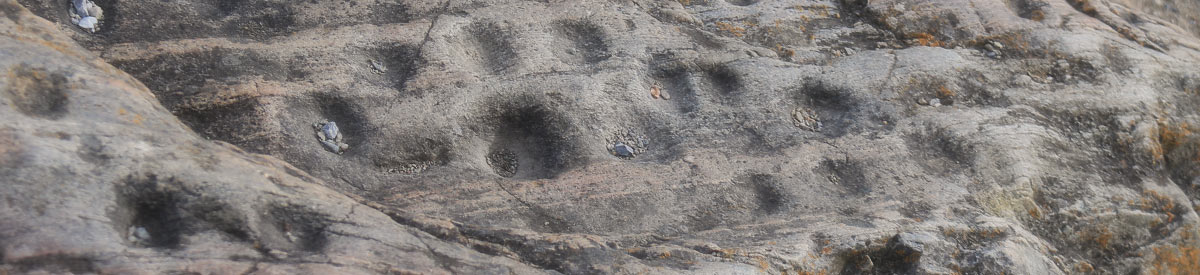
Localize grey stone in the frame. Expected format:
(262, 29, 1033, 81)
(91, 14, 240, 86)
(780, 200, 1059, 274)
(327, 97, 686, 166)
(612, 142, 634, 158)
(321, 121, 340, 141)
(3, 0, 1200, 273)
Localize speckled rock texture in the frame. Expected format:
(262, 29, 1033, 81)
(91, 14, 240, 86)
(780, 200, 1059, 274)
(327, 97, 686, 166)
(3, 0, 1200, 273)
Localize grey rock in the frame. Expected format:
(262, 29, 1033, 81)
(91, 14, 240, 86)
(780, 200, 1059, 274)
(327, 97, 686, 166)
(320, 139, 342, 154)
(4, 0, 1200, 274)
(69, 0, 100, 32)
(370, 59, 387, 74)
(313, 121, 347, 154)
(0, 8, 550, 274)
(321, 121, 340, 141)
(612, 142, 634, 158)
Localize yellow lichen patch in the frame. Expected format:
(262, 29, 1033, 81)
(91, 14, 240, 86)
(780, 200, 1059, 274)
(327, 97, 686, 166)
(1029, 10, 1045, 21)
(909, 33, 945, 47)
(1080, 227, 1114, 251)
(1071, 0, 1097, 14)
(714, 21, 746, 38)
(1075, 261, 1094, 272)
(814, 5, 830, 17)
(718, 248, 737, 258)
(776, 44, 796, 58)
(1149, 243, 1200, 275)
(936, 85, 956, 102)
(1153, 118, 1194, 164)
(968, 32, 1034, 56)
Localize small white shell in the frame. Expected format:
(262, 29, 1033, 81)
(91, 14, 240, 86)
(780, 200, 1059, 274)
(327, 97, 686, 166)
(77, 16, 98, 30)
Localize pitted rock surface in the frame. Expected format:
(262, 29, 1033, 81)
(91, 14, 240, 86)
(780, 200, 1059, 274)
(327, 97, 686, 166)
(4, 0, 1200, 273)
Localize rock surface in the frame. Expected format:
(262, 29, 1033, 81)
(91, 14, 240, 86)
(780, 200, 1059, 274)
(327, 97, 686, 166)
(3, 0, 1200, 274)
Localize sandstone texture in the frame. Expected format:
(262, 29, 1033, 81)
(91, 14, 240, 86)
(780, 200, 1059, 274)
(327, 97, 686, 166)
(3, 0, 1200, 274)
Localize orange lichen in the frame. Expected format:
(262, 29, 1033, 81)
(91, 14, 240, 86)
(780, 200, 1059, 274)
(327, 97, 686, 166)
(1072, 0, 1097, 14)
(796, 269, 828, 275)
(1075, 262, 1094, 272)
(718, 248, 737, 258)
(1136, 189, 1182, 226)
(910, 33, 945, 47)
(936, 85, 956, 99)
(1149, 244, 1200, 275)
(1149, 118, 1190, 164)
(715, 21, 746, 37)
(1094, 228, 1113, 250)
(756, 257, 770, 271)
(1029, 10, 1045, 21)
(776, 44, 796, 58)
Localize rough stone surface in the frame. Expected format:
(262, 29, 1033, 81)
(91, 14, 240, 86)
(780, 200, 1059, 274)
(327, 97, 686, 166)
(3, 0, 1200, 274)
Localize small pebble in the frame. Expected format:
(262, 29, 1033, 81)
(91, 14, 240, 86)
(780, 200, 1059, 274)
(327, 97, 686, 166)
(269, 249, 290, 258)
(613, 142, 635, 158)
(77, 17, 98, 29)
(128, 226, 150, 243)
(929, 98, 941, 107)
(370, 60, 387, 73)
(321, 140, 342, 153)
(322, 122, 340, 141)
